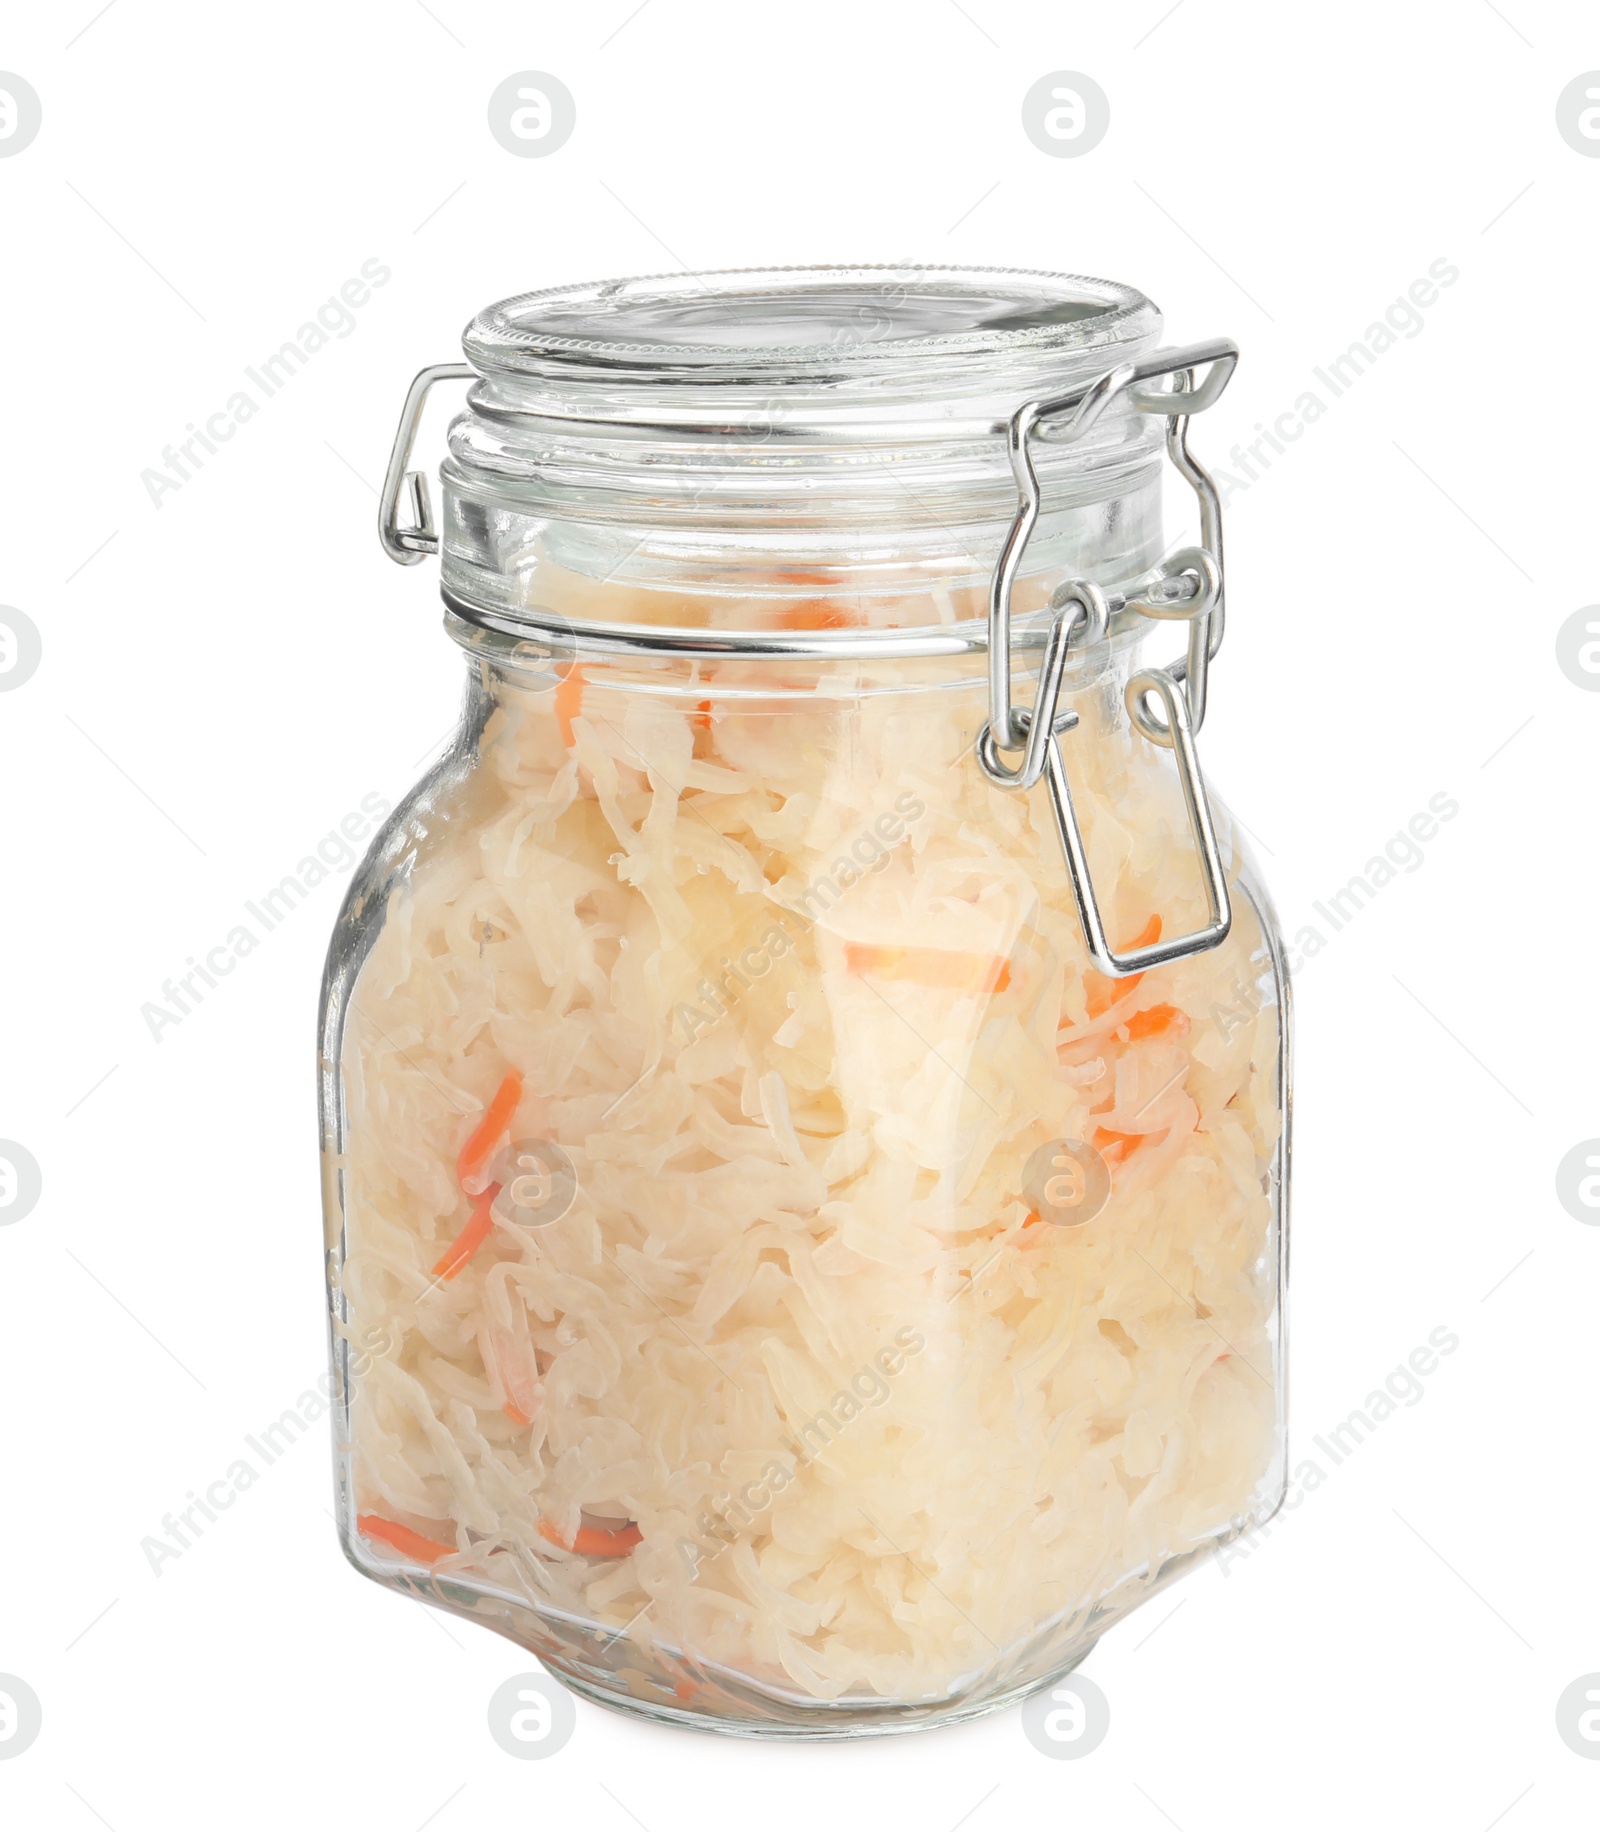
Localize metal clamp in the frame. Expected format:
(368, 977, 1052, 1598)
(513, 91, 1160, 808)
(980, 338, 1238, 975)
(976, 581, 1109, 794)
(379, 363, 475, 565)
(985, 337, 1235, 746)
(1045, 668, 1231, 978)
(1152, 373, 1229, 732)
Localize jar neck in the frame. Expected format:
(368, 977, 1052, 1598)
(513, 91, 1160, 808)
(441, 476, 1166, 632)
(453, 602, 1155, 724)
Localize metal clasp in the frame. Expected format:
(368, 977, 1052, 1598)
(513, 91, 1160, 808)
(976, 581, 1109, 793)
(378, 362, 475, 565)
(1047, 668, 1231, 978)
(980, 338, 1238, 976)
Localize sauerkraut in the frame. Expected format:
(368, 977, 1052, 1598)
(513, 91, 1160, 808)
(331, 580, 1284, 1718)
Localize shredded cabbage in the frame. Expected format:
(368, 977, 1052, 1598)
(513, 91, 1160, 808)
(334, 598, 1284, 1717)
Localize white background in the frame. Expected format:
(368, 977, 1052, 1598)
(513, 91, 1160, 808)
(1, 1, 1597, 1825)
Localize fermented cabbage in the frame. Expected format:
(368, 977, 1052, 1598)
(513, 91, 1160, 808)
(333, 578, 1284, 1714)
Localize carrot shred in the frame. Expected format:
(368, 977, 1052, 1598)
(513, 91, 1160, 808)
(1124, 1002, 1190, 1041)
(1083, 915, 1162, 1018)
(844, 943, 1011, 996)
(690, 697, 714, 732)
(537, 1517, 643, 1558)
(1093, 1126, 1146, 1164)
(1022, 1208, 1044, 1229)
(774, 601, 856, 631)
(456, 1069, 524, 1188)
(503, 1402, 531, 1426)
(431, 1183, 500, 1280)
(554, 664, 586, 746)
(357, 1513, 457, 1564)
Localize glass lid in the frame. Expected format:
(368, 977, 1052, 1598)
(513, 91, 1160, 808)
(465, 265, 1153, 370)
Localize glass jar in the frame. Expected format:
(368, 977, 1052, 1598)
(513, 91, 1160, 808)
(319, 266, 1290, 1738)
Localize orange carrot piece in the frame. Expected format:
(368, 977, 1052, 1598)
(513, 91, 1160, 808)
(1093, 1126, 1146, 1164)
(844, 943, 1011, 996)
(537, 1517, 643, 1558)
(555, 664, 586, 746)
(1083, 915, 1162, 1018)
(357, 1513, 457, 1564)
(456, 1069, 524, 1187)
(1124, 1002, 1190, 1041)
(774, 601, 856, 631)
(503, 1402, 531, 1426)
(691, 697, 714, 732)
(573, 1521, 642, 1557)
(431, 1183, 501, 1280)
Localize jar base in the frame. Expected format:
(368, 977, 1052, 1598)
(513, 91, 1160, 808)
(342, 1523, 1246, 1739)
(546, 1641, 1099, 1741)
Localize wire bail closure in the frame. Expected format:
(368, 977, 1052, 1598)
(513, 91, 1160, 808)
(980, 338, 1239, 977)
(379, 363, 474, 565)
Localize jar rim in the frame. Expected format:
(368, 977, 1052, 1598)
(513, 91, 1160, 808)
(462, 264, 1157, 383)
